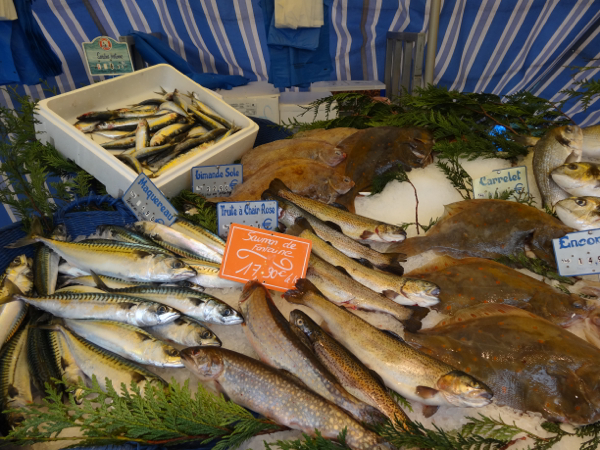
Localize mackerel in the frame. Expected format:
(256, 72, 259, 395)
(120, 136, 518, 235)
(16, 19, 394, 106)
(52, 330, 87, 401)
(94, 224, 157, 246)
(27, 325, 63, 392)
(1, 255, 33, 301)
(182, 259, 241, 289)
(34, 223, 67, 296)
(145, 316, 221, 347)
(0, 301, 28, 349)
(171, 218, 226, 256)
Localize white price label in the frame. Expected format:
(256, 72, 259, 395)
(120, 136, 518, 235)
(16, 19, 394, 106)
(553, 228, 600, 276)
(473, 166, 528, 200)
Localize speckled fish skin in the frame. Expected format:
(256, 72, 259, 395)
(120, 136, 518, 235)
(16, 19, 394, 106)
(555, 196, 600, 230)
(284, 279, 493, 408)
(144, 316, 221, 347)
(533, 125, 583, 207)
(239, 280, 386, 426)
(300, 228, 440, 307)
(551, 162, 600, 197)
(408, 256, 595, 335)
(292, 127, 359, 146)
(394, 200, 574, 267)
(269, 179, 406, 242)
(290, 310, 412, 430)
(405, 303, 600, 425)
(307, 255, 412, 321)
(181, 347, 386, 450)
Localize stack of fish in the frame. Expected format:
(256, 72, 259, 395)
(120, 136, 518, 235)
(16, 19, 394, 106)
(73, 88, 239, 178)
(0, 218, 245, 432)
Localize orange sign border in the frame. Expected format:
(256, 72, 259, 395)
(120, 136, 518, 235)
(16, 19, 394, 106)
(219, 223, 312, 292)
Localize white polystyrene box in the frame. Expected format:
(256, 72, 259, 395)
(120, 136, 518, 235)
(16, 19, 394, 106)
(35, 64, 258, 198)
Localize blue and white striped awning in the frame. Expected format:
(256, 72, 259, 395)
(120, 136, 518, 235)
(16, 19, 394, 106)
(1, 0, 599, 228)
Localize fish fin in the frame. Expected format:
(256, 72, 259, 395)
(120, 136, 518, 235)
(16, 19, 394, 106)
(360, 230, 375, 239)
(294, 217, 316, 234)
(422, 405, 440, 418)
(383, 290, 399, 300)
(415, 386, 439, 399)
(5, 217, 44, 248)
(268, 178, 292, 193)
(406, 255, 465, 276)
(0, 279, 23, 304)
(324, 221, 344, 233)
(284, 279, 324, 305)
(56, 275, 74, 289)
(356, 258, 375, 269)
(400, 305, 429, 333)
(90, 271, 114, 292)
(440, 202, 466, 220)
(330, 202, 350, 212)
(368, 369, 387, 390)
(388, 236, 432, 258)
(335, 265, 351, 277)
(132, 250, 153, 258)
(376, 261, 405, 276)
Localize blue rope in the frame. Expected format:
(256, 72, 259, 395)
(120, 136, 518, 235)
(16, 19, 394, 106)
(55, 194, 136, 221)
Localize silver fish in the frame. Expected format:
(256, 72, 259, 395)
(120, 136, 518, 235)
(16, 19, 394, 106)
(551, 162, 600, 197)
(555, 196, 600, 230)
(145, 316, 222, 347)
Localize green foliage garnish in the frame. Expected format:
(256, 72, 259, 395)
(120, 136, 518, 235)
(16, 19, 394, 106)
(264, 429, 349, 449)
(170, 189, 218, 233)
(494, 251, 574, 285)
(387, 389, 413, 413)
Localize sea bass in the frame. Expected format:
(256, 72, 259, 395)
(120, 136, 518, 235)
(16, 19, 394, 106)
(181, 347, 387, 450)
(551, 162, 600, 197)
(555, 196, 600, 230)
(532, 125, 583, 207)
(239, 281, 385, 425)
(405, 304, 600, 425)
(393, 200, 573, 267)
(284, 280, 493, 409)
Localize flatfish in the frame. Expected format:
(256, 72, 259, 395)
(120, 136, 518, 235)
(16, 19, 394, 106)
(293, 127, 359, 145)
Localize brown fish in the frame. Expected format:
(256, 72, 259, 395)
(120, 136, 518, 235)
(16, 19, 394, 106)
(241, 139, 346, 179)
(394, 200, 574, 266)
(181, 347, 387, 450)
(210, 159, 354, 203)
(293, 127, 359, 146)
(334, 127, 434, 212)
(407, 256, 594, 336)
(405, 303, 600, 425)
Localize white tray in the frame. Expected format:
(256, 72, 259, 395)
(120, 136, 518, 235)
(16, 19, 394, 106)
(35, 64, 258, 198)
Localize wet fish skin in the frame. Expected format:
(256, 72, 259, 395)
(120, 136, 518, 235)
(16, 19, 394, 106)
(148, 141, 215, 178)
(34, 223, 66, 296)
(293, 127, 359, 146)
(149, 122, 193, 147)
(555, 196, 600, 230)
(144, 316, 221, 347)
(61, 319, 183, 368)
(101, 135, 136, 149)
(58, 273, 154, 290)
(95, 224, 157, 246)
(170, 218, 226, 256)
(239, 280, 386, 426)
(1, 255, 33, 301)
(406, 303, 600, 425)
(77, 111, 115, 121)
(551, 162, 600, 197)
(181, 346, 387, 450)
(159, 100, 189, 117)
(181, 259, 241, 289)
(135, 119, 149, 151)
(0, 301, 28, 349)
(188, 105, 226, 130)
(74, 121, 100, 132)
(268, 179, 406, 243)
(27, 325, 63, 392)
(533, 125, 583, 207)
(52, 330, 86, 402)
(189, 96, 232, 129)
(290, 310, 411, 430)
(284, 279, 493, 409)
(582, 124, 600, 160)
(116, 153, 143, 174)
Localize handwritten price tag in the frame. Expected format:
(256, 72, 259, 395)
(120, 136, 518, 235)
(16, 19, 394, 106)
(219, 223, 312, 292)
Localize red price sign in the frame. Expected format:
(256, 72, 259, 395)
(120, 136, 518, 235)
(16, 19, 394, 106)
(219, 223, 312, 292)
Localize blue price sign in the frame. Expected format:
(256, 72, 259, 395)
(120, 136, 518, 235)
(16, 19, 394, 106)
(217, 200, 278, 238)
(192, 164, 243, 199)
(553, 228, 600, 276)
(122, 174, 177, 225)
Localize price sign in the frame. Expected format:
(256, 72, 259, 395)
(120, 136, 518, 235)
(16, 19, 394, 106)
(122, 174, 177, 225)
(82, 36, 133, 76)
(553, 228, 600, 276)
(219, 223, 312, 292)
(217, 200, 278, 238)
(473, 166, 529, 200)
(192, 164, 243, 198)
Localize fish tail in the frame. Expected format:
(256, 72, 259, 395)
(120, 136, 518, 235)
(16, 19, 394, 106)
(1, 279, 23, 305)
(268, 178, 292, 194)
(5, 217, 44, 248)
(283, 279, 323, 305)
(90, 271, 115, 292)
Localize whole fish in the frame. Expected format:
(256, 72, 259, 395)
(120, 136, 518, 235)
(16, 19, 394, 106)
(182, 259, 241, 289)
(582, 124, 600, 160)
(284, 279, 493, 409)
(55, 285, 106, 294)
(551, 162, 600, 197)
(52, 324, 167, 395)
(187, 125, 209, 138)
(148, 141, 215, 178)
(144, 316, 222, 347)
(188, 105, 226, 130)
(555, 196, 600, 230)
(268, 179, 406, 242)
(52, 330, 86, 402)
(74, 121, 100, 132)
(58, 260, 90, 277)
(0, 327, 32, 433)
(95, 112, 180, 132)
(170, 218, 226, 256)
(405, 303, 600, 425)
(159, 100, 189, 117)
(290, 310, 411, 430)
(299, 227, 440, 307)
(211, 160, 354, 203)
(60, 319, 183, 368)
(58, 273, 153, 290)
(116, 153, 143, 174)
(150, 123, 193, 147)
(6, 223, 196, 282)
(239, 280, 385, 425)
(111, 107, 158, 119)
(34, 224, 68, 296)
(407, 256, 593, 333)
(189, 96, 232, 128)
(1, 255, 33, 301)
(393, 199, 574, 267)
(27, 325, 63, 392)
(8, 287, 180, 327)
(293, 127, 359, 146)
(134, 119, 149, 151)
(92, 275, 242, 325)
(91, 130, 134, 139)
(241, 139, 346, 180)
(77, 110, 115, 121)
(131, 221, 222, 263)
(307, 255, 412, 321)
(181, 347, 386, 450)
(266, 190, 405, 273)
(532, 125, 583, 207)
(74, 239, 175, 256)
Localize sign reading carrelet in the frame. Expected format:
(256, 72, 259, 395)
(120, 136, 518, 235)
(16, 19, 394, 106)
(82, 36, 133, 76)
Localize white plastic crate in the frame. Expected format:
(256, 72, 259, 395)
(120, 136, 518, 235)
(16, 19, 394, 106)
(35, 64, 258, 198)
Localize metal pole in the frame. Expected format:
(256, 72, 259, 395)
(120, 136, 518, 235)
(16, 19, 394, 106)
(424, 0, 441, 86)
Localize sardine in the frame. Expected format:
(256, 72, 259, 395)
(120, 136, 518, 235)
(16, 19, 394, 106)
(149, 123, 193, 147)
(91, 130, 134, 139)
(532, 125, 583, 207)
(116, 153, 143, 174)
(101, 135, 136, 149)
(190, 97, 232, 128)
(268, 179, 406, 242)
(77, 111, 115, 121)
(290, 310, 411, 430)
(299, 227, 439, 307)
(148, 141, 215, 178)
(52, 324, 167, 394)
(61, 319, 182, 368)
(74, 121, 100, 132)
(159, 100, 189, 117)
(135, 119, 149, 151)
(129, 142, 177, 160)
(188, 105, 226, 130)
(181, 347, 386, 450)
(307, 255, 412, 321)
(111, 107, 158, 119)
(182, 259, 241, 289)
(187, 125, 209, 138)
(144, 316, 221, 347)
(239, 280, 386, 425)
(551, 162, 600, 197)
(284, 279, 493, 408)
(555, 196, 600, 230)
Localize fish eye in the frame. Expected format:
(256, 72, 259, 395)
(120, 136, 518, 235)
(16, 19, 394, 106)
(172, 260, 184, 269)
(343, 177, 351, 183)
(157, 305, 167, 314)
(201, 331, 211, 339)
(166, 348, 179, 356)
(12, 257, 20, 264)
(575, 199, 587, 207)
(223, 309, 231, 316)
(567, 163, 578, 170)
(335, 150, 342, 156)
(297, 318, 304, 326)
